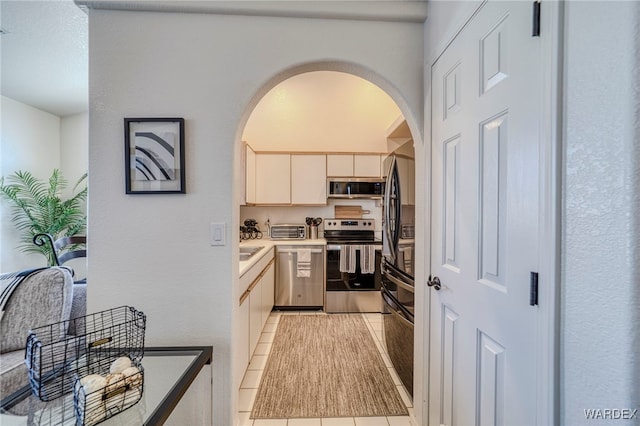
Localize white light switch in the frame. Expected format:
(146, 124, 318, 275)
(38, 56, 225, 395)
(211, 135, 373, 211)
(210, 222, 225, 246)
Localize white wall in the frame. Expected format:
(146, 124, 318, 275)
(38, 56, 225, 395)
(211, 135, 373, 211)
(561, 2, 640, 424)
(0, 98, 89, 272)
(87, 9, 423, 425)
(60, 112, 89, 196)
(243, 71, 401, 153)
(0, 96, 61, 271)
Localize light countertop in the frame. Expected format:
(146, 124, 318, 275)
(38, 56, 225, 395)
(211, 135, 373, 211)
(239, 238, 326, 277)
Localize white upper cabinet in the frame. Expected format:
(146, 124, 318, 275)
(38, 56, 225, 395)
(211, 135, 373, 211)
(327, 154, 354, 177)
(327, 154, 382, 177)
(245, 144, 256, 204)
(354, 154, 382, 177)
(291, 155, 327, 205)
(255, 153, 291, 204)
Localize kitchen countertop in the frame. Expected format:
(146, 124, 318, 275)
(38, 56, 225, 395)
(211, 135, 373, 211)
(239, 238, 327, 277)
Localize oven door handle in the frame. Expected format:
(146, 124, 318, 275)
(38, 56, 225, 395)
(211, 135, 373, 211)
(382, 267, 415, 293)
(326, 245, 342, 251)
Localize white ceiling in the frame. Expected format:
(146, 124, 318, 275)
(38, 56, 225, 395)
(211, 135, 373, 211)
(1, 0, 88, 117)
(0, 1, 426, 118)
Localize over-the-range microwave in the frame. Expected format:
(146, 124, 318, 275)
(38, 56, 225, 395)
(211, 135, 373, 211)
(327, 177, 385, 199)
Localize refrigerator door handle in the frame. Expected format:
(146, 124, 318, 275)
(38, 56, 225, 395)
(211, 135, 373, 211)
(382, 287, 414, 324)
(382, 257, 415, 285)
(382, 267, 415, 292)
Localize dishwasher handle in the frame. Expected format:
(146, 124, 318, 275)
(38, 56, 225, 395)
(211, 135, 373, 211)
(277, 248, 324, 254)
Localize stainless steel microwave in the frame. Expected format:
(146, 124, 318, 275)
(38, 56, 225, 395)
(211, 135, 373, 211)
(327, 178, 385, 199)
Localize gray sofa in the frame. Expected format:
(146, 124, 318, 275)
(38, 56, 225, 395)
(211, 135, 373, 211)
(0, 267, 86, 400)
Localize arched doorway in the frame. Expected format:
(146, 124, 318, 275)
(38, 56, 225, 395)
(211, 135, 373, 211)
(233, 62, 426, 425)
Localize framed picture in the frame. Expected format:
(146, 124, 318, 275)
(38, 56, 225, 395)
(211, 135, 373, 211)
(124, 118, 185, 194)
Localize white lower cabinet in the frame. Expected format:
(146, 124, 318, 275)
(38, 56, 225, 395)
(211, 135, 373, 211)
(260, 262, 275, 327)
(248, 281, 262, 362)
(238, 249, 275, 380)
(237, 295, 250, 387)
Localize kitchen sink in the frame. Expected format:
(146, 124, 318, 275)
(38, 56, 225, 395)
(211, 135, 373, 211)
(239, 246, 263, 261)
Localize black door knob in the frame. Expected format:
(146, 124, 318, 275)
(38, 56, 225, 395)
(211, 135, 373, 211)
(427, 275, 442, 291)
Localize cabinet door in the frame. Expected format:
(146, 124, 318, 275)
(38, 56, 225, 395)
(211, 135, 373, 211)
(249, 280, 262, 359)
(327, 154, 354, 177)
(245, 145, 256, 204)
(291, 155, 327, 205)
(260, 262, 275, 328)
(255, 154, 290, 204)
(237, 296, 250, 389)
(354, 154, 381, 177)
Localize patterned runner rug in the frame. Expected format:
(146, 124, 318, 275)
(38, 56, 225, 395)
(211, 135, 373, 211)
(250, 314, 408, 419)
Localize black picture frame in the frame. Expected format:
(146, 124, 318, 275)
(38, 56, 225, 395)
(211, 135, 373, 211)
(124, 118, 185, 194)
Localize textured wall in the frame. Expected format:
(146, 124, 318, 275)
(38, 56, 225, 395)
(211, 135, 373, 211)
(0, 96, 61, 271)
(562, 2, 640, 424)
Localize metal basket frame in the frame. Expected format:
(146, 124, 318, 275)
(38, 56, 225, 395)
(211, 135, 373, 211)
(25, 306, 146, 401)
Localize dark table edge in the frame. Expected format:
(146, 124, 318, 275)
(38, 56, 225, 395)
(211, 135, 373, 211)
(143, 346, 213, 426)
(0, 345, 213, 425)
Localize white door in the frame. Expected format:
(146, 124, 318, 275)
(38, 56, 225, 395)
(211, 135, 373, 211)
(429, 2, 542, 425)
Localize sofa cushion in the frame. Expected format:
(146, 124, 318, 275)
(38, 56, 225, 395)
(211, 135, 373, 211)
(0, 267, 73, 354)
(0, 349, 28, 398)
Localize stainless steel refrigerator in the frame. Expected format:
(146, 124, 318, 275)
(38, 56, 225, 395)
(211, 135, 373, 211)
(381, 140, 415, 397)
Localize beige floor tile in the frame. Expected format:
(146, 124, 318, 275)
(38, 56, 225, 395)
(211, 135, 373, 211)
(237, 411, 254, 426)
(373, 338, 387, 355)
(369, 322, 383, 332)
(253, 419, 288, 426)
(364, 313, 382, 323)
(354, 417, 389, 426)
(380, 352, 393, 368)
(248, 354, 268, 370)
(387, 367, 402, 386)
(321, 418, 356, 426)
(259, 332, 275, 343)
(240, 369, 263, 389)
(238, 388, 257, 412)
(386, 416, 415, 426)
(266, 313, 281, 324)
(288, 418, 322, 425)
(282, 311, 300, 315)
(396, 385, 413, 408)
(263, 322, 278, 332)
(253, 342, 273, 356)
(299, 310, 321, 315)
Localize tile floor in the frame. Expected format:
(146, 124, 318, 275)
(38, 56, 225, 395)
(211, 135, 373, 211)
(237, 311, 416, 426)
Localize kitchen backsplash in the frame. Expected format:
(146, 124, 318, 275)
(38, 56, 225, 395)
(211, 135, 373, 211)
(240, 199, 383, 239)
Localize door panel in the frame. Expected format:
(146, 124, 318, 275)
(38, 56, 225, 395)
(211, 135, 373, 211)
(429, 1, 541, 425)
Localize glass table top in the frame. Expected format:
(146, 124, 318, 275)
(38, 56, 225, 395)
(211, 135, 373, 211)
(0, 347, 212, 426)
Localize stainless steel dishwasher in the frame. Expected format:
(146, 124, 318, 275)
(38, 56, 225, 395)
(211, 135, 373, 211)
(275, 245, 325, 308)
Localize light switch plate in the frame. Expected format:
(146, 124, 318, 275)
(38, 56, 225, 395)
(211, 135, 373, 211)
(210, 222, 225, 246)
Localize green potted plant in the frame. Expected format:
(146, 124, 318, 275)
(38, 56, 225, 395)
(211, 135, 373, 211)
(0, 169, 87, 266)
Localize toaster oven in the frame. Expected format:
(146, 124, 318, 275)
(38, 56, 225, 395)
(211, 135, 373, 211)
(270, 224, 307, 240)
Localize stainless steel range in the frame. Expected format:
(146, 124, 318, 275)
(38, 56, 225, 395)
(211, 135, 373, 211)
(323, 219, 382, 313)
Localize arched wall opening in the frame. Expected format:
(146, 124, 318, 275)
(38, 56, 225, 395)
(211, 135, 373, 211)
(231, 60, 426, 423)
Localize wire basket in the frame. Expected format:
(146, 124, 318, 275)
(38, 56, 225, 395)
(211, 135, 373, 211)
(25, 306, 146, 402)
(73, 360, 144, 426)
